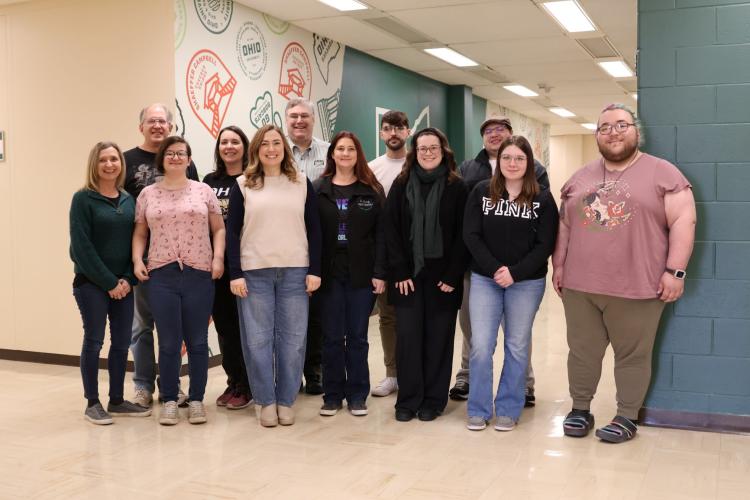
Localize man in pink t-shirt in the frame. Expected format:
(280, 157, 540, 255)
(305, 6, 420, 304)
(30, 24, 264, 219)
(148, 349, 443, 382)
(552, 103, 696, 443)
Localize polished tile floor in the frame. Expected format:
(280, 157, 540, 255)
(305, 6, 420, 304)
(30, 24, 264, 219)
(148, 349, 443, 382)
(2, 289, 747, 499)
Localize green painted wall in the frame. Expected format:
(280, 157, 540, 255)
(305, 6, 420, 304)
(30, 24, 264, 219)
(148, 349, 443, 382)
(640, 0, 750, 417)
(336, 48, 450, 160)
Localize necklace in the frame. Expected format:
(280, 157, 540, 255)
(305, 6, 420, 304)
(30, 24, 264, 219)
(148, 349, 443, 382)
(600, 151, 641, 195)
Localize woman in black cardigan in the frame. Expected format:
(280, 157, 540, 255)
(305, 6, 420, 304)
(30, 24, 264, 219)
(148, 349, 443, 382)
(314, 131, 386, 417)
(385, 127, 469, 422)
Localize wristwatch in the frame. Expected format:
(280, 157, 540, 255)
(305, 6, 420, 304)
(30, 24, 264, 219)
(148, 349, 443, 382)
(666, 268, 686, 279)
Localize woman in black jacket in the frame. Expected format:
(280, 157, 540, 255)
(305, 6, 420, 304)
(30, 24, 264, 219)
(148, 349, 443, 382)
(386, 127, 469, 422)
(314, 131, 386, 417)
(463, 135, 558, 432)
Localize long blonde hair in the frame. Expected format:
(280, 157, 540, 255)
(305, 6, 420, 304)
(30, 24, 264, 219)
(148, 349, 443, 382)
(84, 141, 126, 192)
(244, 125, 298, 189)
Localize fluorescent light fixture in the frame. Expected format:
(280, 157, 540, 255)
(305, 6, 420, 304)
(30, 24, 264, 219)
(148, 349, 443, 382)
(503, 85, 539, 97)
(582, 123, 597, 130)
(542, 1, 596, 33)
(597, 60, 634, 78)
(318, 0, 368, 12)
(550, 107, 575, 117)
(423, 48, 478, 67)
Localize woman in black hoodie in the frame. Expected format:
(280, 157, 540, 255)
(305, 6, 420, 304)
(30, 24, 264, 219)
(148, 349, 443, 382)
(386, 127, 468, 422)
(314, 131, 386, 417)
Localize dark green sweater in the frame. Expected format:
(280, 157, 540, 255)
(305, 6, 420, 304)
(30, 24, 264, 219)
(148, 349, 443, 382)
(69, 189, 136, 291)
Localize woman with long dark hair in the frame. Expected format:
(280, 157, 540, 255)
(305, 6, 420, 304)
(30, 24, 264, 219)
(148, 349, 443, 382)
(314, 131, 386, 417)
(132, 136, 225, 426)
(226, 124, 322, 427)
(463, 135, 558, 432)
(203, 125, 253, 410)
(385, 127, 468, 422)
(70, 141, 150, 424)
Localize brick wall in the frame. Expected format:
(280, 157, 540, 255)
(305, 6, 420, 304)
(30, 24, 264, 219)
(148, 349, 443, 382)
(640, 0, 750, 416)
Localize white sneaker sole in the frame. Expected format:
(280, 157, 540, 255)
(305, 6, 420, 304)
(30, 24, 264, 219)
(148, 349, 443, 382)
(85, 415, 113, 425)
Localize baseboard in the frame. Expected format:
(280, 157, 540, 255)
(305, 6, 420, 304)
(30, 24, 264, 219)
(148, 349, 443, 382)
(640, 406, 750, 435)
(0, 348, 223, 376)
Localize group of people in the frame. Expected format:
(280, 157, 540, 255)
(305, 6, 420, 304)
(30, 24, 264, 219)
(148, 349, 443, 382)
(69, 99, 695, 444)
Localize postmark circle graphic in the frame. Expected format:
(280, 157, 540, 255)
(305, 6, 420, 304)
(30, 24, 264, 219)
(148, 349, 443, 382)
(175, 0, 187, 49)
(186, 49, 237, 138)
(194, 0, 233, 34)
(278, 42, 313, 101)
(263, 13, 289, 35)
(236, 21, 268, 80)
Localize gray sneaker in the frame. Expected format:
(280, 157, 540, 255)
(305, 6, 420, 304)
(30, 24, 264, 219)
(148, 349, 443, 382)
(466, 416, 488, 431)
(85, 403, 113, 425)
(187, 401, 207, 424)
(133, 388, 153, 408)
(494, 416, 516, 431)
(159, 401, 179, 425)
(107, 400, 152, 417)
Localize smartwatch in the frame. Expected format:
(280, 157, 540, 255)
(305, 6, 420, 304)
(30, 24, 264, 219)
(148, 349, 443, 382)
(666, 268, 686, 280)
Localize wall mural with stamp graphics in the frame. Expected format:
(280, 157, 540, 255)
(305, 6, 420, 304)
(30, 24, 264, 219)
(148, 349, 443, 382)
(175, 0, 345, 173)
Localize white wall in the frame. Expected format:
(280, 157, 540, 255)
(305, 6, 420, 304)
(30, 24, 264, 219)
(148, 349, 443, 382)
(0, 0, 174, 355)
(548, 134, 599, 202)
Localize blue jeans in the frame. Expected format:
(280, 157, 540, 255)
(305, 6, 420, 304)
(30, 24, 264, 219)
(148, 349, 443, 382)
(467, 273, 545, 421)
(237, 267, 308, 407)
(130, 282, 156, 393)
(148, 263, 214, 402)
(73, 283, 134, 401)
(320, 279, 375, 405)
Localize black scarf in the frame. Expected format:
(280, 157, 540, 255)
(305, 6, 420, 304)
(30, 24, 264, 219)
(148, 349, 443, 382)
(406, 162, 447, 277)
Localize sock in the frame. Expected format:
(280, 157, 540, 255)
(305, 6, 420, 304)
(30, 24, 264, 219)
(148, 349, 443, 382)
(87, 398, 101, 408)
(109, 397, 124, 406)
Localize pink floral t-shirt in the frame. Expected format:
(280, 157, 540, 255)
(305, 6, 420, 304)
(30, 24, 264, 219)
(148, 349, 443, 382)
(135, 180, 221, 272)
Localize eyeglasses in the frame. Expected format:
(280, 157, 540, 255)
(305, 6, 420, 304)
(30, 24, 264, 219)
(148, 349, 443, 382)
(381, 125, 407, 134)
(597, 121, 635, 135)
(164, 151, 188, 159)
(500, 154, 527, 164)
(145, 118, 168, 126)
(287, 113, 311, 121)
(416, 145, 441, 155)
(483, 125, 508, 136)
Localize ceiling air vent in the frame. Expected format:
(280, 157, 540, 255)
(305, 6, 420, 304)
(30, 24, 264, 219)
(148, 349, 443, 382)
(362, 17, 432, 43)
(466, 66, 508, 83)
(576, 37, 619, 58)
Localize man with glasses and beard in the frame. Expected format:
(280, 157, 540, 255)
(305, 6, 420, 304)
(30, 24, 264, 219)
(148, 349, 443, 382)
(368, 110, 411, 397)
(449, 115, 549, 406)
(553, 103, 696, 443)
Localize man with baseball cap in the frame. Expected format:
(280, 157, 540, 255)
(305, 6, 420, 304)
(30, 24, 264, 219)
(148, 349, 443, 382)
(449, 115, 549, 405)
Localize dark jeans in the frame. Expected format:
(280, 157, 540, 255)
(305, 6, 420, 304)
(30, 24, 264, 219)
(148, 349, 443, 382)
(213, 274, 249, 393)
(73, 282, 134, 401)
(148, 263, 214, 403)
(395, 275, 458, 413)
(320, 278, 376, 405)
(304, 292, 323, 382)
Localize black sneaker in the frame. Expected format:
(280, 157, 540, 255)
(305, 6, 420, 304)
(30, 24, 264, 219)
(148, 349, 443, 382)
(320, 401, 342, 416)
(418, 408, 440, 421)
(449, 380, 469, 401)
(84, 403, 113, 425)
(524, 388, 536, 408)
(395, 408, 415, 422)
(348, 401, 368, 416)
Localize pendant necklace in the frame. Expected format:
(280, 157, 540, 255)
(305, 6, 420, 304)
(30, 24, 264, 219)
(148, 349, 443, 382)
(600, 151, 641, 196)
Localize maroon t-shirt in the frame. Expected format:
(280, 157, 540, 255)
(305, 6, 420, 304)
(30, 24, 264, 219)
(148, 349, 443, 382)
(560, 153, 691, 299)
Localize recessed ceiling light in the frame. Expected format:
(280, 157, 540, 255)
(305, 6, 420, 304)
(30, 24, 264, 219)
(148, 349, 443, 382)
(318, 0, 368, 12)
(423, 48, 478, 67)
(582, 123, 597, 130)
(503, 85, 539, 97)
(550, 107, 575, 117)
(597, 60, 634, 78)
(542, 1, 596, 33)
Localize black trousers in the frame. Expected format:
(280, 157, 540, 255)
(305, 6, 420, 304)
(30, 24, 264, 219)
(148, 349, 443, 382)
(304, 292, 323, 382)
(213, 274, 250, 393)
(394, 276, 458, 413)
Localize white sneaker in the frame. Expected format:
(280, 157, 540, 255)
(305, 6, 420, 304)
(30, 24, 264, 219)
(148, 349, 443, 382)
(177, 388, 188, 407)
(133, 388, 153, 408)
(159, 401, 179, 425)
(188, 401, 207, 424)
(371, 377, 398, 397)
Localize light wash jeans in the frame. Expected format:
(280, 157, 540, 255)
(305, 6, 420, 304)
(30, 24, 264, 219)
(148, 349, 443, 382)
(467, 273, 545, 421)
(237, 267, 309, 407)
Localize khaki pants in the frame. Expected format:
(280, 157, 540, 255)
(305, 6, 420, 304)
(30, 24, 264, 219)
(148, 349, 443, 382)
(562, 288, 665, 420)
(376, 291, 397, 378)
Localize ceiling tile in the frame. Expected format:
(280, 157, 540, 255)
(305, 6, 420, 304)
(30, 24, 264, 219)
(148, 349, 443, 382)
(418, 69, 492, 87)
(453, 36, 588, 67)
(366, 47, 455, 72)
(294, 17, 407, 51)
(235, 0, 339, 21)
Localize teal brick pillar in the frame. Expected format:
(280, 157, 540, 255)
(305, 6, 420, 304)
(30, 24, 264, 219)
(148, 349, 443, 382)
(640, 0, 750, 431)
(446, 85, 473, 164)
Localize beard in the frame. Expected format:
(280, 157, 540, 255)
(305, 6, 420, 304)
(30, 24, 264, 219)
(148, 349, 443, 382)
(385, 137, 406, 152)
(598, 135, 638, 163)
